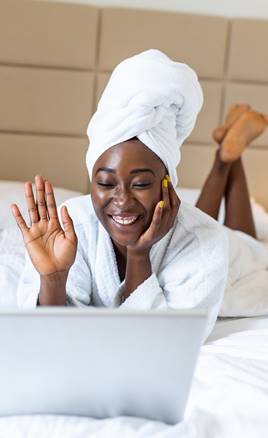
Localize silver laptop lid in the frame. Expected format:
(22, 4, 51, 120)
(0, 308, 207, 424)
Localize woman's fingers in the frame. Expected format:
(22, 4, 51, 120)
(45, 180, 59, 221)
(142, 201, 163, 243)
(166, 179, 180, 231)
(162, 177, 170, 210)
(25, 181, 39, 224)
(160, 176, 180, 231)
(129, 177, 180, 252)
(11, 204, 29, 238)
(167, 178, 181, 210)
(21, 176, 60, 226)
(35, 175, 47, 221)
(60, 206, 77, 244)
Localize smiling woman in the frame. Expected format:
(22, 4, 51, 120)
(12, 49, 228, 340)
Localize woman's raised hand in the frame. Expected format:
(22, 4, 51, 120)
(11, 176, 77, 277)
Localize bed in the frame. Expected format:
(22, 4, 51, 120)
(1, 1, 268, 436)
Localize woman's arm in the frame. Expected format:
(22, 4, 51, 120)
(121, 250, 152, 303)
(121, 177, 180, 302)
(38, 271, 68, 305)
(12, 175, 77, 306)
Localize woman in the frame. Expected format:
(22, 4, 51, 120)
(12, 50, 231, 340)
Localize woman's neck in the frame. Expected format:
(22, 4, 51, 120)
(111, 239, 127, 282)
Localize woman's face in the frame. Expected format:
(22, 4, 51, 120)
(91, 139, 167, 248)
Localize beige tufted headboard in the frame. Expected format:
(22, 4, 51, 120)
(1, 1, 268, 208)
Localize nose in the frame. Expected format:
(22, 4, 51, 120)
(113, 184, 132, 207)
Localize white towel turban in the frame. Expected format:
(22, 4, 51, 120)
(86, 49, 203, 187)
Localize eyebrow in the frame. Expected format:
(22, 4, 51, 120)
(96, 167, 155, 176)
(96, 167, 115, 174)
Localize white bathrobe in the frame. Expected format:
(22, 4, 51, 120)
(17, 196, 229, 340)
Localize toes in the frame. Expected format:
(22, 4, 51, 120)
(212, 125, 227, 144)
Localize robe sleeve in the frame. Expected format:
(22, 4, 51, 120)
(65, 243, 92, 306)
(17, 251, 40, 308)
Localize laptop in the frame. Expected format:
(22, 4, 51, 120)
(0, 308, 207, 424)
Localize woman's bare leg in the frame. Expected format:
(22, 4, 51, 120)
(196, 104, 251, 220)
(195, 150, 232, 220)
(196, 151, 256, 237)
(196, 106, 268, 237)
(224, 158, 256, 238)
(196, 150, 256, 238)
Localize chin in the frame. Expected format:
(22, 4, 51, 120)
(111, 233, 140, 248)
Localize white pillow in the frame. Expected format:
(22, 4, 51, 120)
(176, 187, 268, 244)
(0, 180, 82, 229)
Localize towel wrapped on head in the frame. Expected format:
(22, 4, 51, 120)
(86, 49, 203, 187)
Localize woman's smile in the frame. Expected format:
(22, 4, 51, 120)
(108, 213, 142, 231)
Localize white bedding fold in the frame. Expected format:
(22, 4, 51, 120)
(220, 228, 268, 316)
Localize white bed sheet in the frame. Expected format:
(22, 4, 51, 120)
(0, 317, 267, 438)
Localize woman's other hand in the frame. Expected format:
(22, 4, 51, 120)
(11, 175, 77, 277)
(127, 176, 180, 255)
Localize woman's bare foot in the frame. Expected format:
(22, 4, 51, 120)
(213, 104, 251, 144)
(220, 111, 268, 162)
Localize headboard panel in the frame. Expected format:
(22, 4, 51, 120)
(0, 1, 268, 208)
(0, 1, 98, 69)
(0, 66, 94, 136)
(0, 0, 98, 193)
(0, 133, 89, 192)
(98, 8, 228, 78)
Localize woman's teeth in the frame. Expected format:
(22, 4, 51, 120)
(112, 215, 138, 225)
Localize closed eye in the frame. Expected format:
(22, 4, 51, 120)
(132, 183, 152, 189)
(97, 182, 114, 187)
(97, 182, 152, 189)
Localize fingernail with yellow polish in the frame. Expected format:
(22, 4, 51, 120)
(163, 179, 168, 188)
(166, 175, 171, 182)
(159, 200, 164, 208)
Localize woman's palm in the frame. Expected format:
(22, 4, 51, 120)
(12, 176, 77, 276)
(24, 218, 77, 275)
